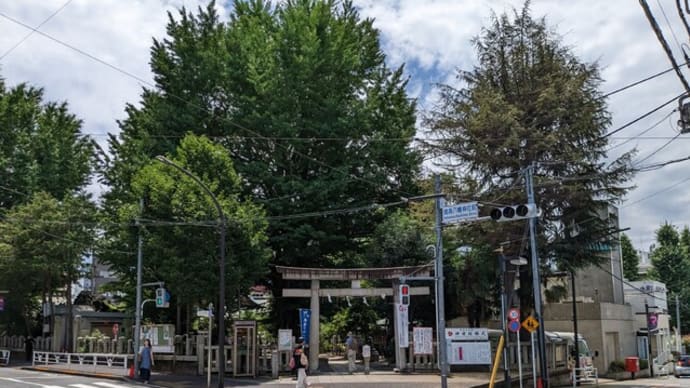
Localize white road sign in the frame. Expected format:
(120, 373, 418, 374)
(442, 202, 479, 224)
(445, 327, 488, 341)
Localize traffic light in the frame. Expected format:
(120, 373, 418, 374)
(155, 288, 169, 308)
(490, 204, 537, 222)
(399, 284, 410, 305)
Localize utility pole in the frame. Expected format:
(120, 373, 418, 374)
(434, 174, 449, 388)
(134, 199, 144, 370)
(498, 251, 511, 388)
(676, 294, 682, 354)
(645, 301, 654, 378)
(570, 270, 580, 381)
(526, 164, 548, 387)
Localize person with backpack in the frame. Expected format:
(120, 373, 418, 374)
(291, 343, 309, 388)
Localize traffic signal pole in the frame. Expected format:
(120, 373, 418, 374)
(526, 164, 548, 388)
(434, 174, 449, 388)
(134, 199, 144, 371)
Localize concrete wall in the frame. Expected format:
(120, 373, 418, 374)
(544, 302, 635, 374)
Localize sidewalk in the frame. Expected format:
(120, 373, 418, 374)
(21, 362, 497, 387)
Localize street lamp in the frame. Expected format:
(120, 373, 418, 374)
(155, 155, 228, 388)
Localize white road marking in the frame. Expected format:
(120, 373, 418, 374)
(93, 383, 134, 388)
(69, 384, 100, 388)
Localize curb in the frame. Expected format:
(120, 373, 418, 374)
(22, 366, 126, 381)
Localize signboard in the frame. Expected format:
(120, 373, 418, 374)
(299, 309, 311, 344)
(278, 329, 293, 352)
(508, 320, 521, 333)
(0, 296, 4, 312)
(139, 324, 174, 353)
(441, 202, 479, 225)
(445, 327, 488, 341)
(447, 341, 492, 365)
(396, 304, 409, 348)
(648, 312, 659, 331)
(196, 309, 213, 318)
(413, 327, 433, 355)
(521, 316, 539, 333)
(508, 308, 520, 321)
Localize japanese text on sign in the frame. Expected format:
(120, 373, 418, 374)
(441, 202, 479, 224)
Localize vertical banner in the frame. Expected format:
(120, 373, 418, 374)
(396, 303, 409, 348)
(299, 308, 311, 344)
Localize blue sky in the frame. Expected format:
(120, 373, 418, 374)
(1, 0, 689, 251)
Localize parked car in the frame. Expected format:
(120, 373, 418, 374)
(675, 355, 690, 377)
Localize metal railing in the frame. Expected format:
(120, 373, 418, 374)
(32, 351, 129, 372)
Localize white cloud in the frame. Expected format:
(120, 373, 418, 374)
(1, 0, 689, 249)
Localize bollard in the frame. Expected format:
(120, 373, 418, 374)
(362, 344, 371, 375)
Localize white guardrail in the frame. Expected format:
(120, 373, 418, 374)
(32, 351, 129, 371)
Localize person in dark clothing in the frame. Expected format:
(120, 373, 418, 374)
(25, 336, 34, 362)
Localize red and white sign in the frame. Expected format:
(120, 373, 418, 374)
(0, 296, 4, 312)
(508, 308, 520, 321)
(447, 341, 491, 365)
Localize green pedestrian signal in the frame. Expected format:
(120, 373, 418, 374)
(155, 288, 169, 308)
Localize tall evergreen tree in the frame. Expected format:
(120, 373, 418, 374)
(101, 1, 421, 329)
(621, 233, 641, 281)
(425, 6, 635, 313)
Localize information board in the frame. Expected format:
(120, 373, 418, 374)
(413, 327, 433, 355)
(278, 329, 293, 351)
(138, 324, 175, 353)
(447, 341, 492, 365)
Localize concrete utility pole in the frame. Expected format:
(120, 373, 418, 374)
(134, 199, 144, 370)
(677, 294, 682, 354)
(526, 164, 548, 387)
(571, 270, 580, 380)
(646, 301, 654, 378)
(434, 174, 449, 388)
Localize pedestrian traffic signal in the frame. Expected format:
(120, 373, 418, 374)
(155, 288, 169, 308)
(490, 204, 537, 222)
(400, 284, 410, 305)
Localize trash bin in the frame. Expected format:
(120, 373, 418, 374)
(625, 356, 640, 379)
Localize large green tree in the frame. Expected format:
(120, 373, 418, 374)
(100, 134, 269, 329)
(0, 192, 96, 345)
(649, 223, 690, 333)
(621, 233, 641, 281)
(101, 0, 421, 330)
(0, 78, 94, 210)
(424, 6, 635, 314)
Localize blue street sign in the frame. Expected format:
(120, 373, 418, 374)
(508, 320, 521, 333)
(299, 308, 311, 344)
(442, 202, 479, 224)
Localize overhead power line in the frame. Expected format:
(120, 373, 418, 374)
(639, 0, 690, 92)
(602, 92, 684, 138)
(0, 0, 73, 61)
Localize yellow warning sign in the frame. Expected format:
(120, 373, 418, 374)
(521, 316, 539, 333)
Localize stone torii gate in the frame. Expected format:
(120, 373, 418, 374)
(277, 265, 432, 372)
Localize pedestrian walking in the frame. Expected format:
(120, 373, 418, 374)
(345, 331, 356, 374)
(139, 339, 154, 384)
(24, 336, 34, 362)
(292, 344, 310, 388)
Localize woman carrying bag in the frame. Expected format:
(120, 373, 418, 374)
(292, 344, 310, 388)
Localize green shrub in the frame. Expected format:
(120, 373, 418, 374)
(608, 360, 625, 373)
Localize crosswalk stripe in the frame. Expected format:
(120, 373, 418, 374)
(69, 384, 101, 388)
(93, 383, 134, 388)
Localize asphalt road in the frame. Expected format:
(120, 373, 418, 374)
(0, 368, 139, 388)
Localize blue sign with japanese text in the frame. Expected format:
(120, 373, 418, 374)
(299, 308, 311, 344)
(442, 202, 479, 224)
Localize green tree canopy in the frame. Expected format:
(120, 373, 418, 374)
(0, 78, 94, 210)
(101, 0, 421, 330)
(101, 134, 269, 319)
(621, 233, 641, 281)
(424, 6, 635, 291)
(0, 192, 96, 337)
